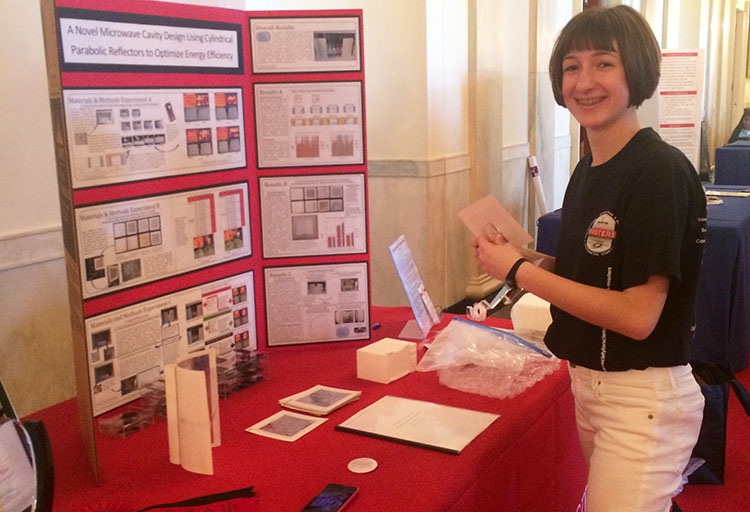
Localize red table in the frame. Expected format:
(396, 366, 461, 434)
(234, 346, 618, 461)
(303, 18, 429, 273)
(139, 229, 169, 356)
(27, 307, 586, 511)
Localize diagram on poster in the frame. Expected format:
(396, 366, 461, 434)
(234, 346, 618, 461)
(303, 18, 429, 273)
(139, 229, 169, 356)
(85, 271, 255, 416)
(63, 88, 246, 188)
(76, 182, 251, 299)
(254, 81, 363, 168)
(264, 262, 369, 346)
(250, 16, 361, 74)
(259, 173, 366, 258)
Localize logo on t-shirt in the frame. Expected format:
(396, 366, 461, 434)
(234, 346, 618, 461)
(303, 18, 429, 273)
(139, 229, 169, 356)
(585, 211, 617, 255)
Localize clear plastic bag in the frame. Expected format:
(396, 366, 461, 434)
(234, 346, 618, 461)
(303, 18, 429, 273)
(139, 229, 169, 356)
(417, 317, 560, 399)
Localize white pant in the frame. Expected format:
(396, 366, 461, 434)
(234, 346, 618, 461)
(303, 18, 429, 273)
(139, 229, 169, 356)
(569, 363, 704, 512)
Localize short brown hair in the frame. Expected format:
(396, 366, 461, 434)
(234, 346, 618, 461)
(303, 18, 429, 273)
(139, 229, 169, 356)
(548, 5, 661, 108)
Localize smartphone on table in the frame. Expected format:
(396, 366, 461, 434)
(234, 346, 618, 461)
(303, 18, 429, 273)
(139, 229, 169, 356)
(300, 483, 358, 512)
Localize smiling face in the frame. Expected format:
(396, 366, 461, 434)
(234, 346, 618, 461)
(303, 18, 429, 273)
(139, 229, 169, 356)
(561, 44, 634, 136)
(548, 6, 661, 112)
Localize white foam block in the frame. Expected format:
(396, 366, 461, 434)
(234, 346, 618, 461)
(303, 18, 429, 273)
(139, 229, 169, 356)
(356, 337, 417, 384)
(510, 293, 552, 334)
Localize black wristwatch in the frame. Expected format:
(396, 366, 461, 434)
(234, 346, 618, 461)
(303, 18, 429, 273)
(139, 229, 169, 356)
(505, 258, 529, 289)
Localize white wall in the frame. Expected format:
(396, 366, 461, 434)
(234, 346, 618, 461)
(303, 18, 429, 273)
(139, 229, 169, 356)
(496, 1, 533, 222)
(0, 2, 60, 236)
(500, 1, 529, 151)
(0, 0, 71, 416)
(427, 0, 469, 158)
(536, 0, 573, 212)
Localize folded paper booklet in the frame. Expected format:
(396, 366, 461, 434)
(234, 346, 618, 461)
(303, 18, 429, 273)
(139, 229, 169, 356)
(279, 385, 362, 416)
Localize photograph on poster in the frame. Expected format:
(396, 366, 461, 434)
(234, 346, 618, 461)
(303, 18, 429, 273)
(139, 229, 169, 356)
(57, 8, 242, 73)
(259, 173, 367, 258)
(250, 16, 361, 74)
(264, 262, 369, 346)
(85, 271, 256, 416)
(63, 87, 246, 188)
(76, 182, 251, 299)
(254, 81, 364, 168)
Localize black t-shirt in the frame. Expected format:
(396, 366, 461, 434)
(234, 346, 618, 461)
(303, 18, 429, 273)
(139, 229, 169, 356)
(544, 128, 707, 371)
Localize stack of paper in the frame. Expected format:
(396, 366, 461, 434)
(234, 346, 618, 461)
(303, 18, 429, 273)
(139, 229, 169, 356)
(279, 385, 361, 416)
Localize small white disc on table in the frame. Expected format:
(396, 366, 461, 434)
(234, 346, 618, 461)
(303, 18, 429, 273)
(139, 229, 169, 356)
(348, 457, 378, 473)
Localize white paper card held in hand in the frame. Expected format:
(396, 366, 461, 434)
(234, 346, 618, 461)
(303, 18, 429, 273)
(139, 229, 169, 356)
(457, 194, 533, 247)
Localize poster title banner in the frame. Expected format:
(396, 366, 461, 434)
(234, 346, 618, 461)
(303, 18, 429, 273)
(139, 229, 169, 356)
(57, 7, 243, 74)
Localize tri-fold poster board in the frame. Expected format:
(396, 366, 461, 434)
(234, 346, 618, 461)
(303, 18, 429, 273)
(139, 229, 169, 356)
(40, 0, 369, 482)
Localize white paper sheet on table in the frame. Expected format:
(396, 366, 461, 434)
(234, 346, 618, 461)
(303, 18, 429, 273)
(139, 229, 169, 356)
(335, 396, 499, 454)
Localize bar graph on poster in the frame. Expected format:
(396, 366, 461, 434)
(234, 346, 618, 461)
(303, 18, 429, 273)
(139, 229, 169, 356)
(328, 222, 355, 248)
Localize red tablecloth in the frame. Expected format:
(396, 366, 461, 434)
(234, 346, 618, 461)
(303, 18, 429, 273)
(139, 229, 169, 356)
(27, 307, 586, 511)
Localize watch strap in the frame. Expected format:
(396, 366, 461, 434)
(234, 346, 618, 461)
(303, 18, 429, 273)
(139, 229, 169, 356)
(505, 258, 529, 289)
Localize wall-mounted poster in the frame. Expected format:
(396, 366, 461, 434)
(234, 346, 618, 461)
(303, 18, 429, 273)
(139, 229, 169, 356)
(76, 182, 251, 299)
(57, 7, 243, 74)
(85, 271, 256, 415)
(259, 173, 367, 258)
(249, 16, 361, 74)
(264, 262, 369, 346)
(254, 81, 364, 168)
(63, 87, 246, 188)
(658, 50, 705, 170)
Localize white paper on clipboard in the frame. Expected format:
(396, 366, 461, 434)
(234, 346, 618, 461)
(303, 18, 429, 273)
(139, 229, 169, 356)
(388, 235, 440, 339)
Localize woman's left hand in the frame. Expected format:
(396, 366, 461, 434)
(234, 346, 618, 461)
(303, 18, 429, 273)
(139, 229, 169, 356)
(471, 233, 524, 281)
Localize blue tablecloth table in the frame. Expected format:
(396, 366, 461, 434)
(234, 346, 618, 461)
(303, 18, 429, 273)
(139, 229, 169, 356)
(715, 144, 750, 186)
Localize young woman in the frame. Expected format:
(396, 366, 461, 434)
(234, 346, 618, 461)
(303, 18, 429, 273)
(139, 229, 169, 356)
(473, 6, 706, 511)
